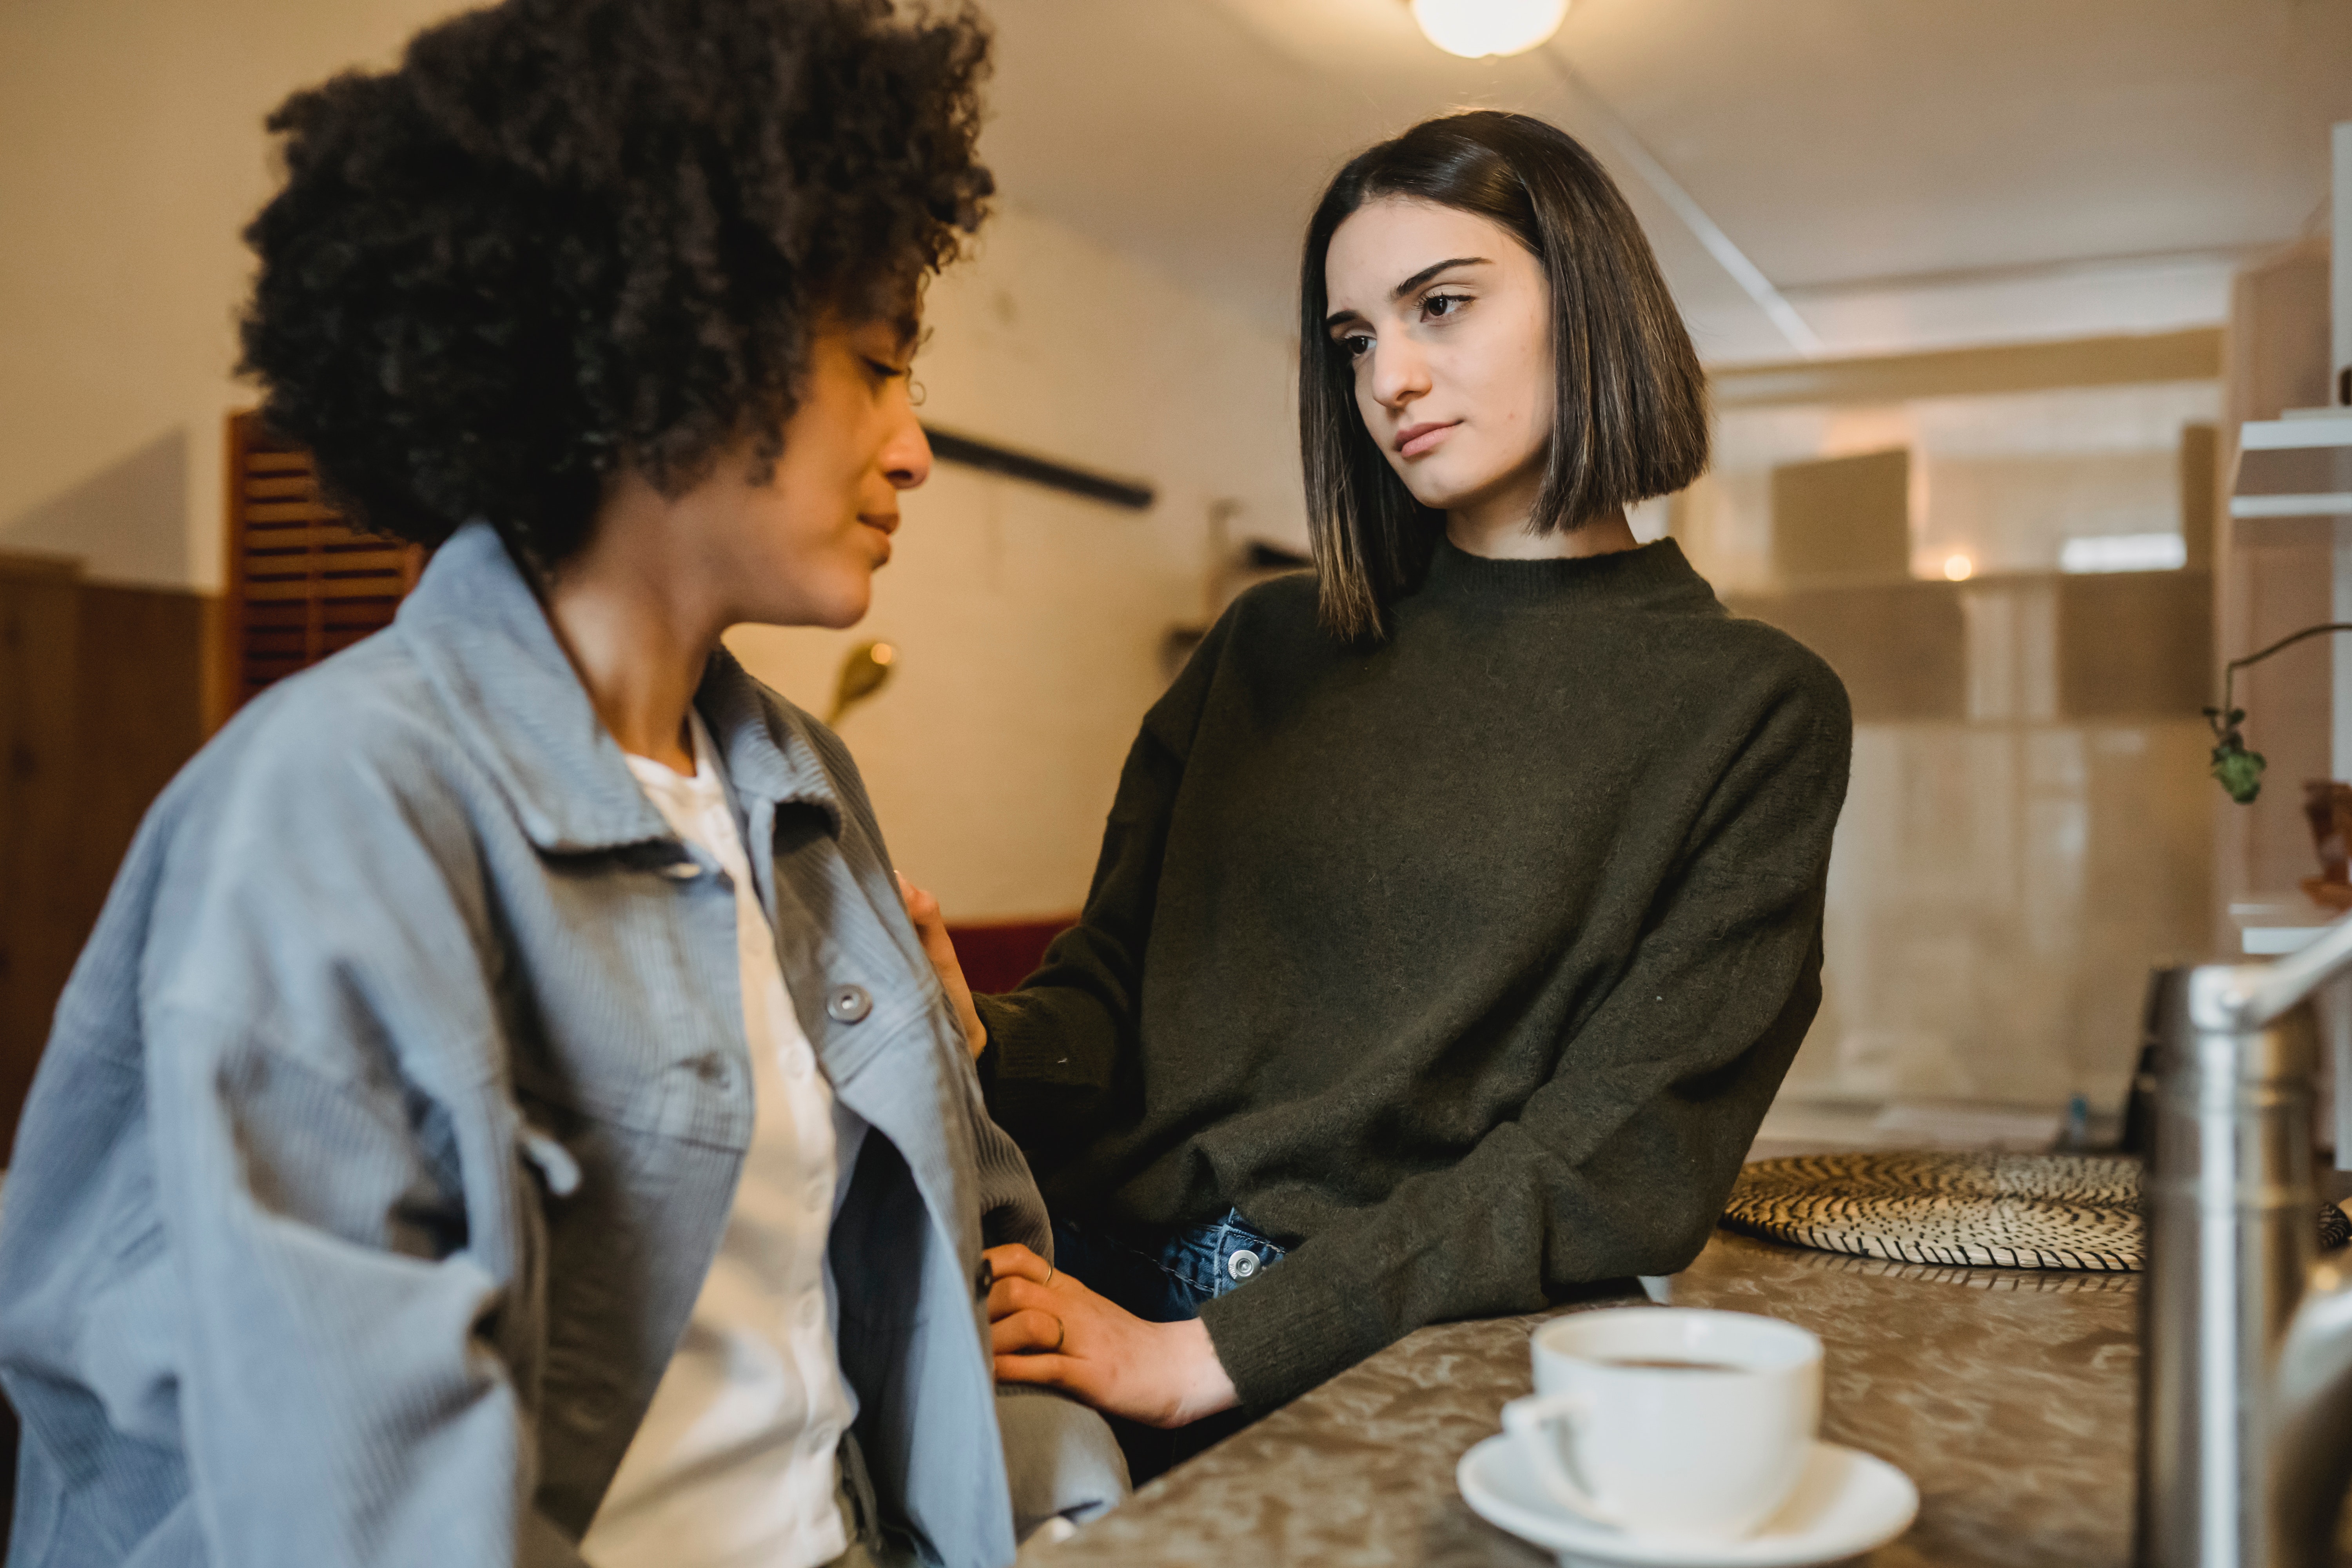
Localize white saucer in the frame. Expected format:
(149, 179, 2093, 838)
(1456, 1435, 1918, 1568)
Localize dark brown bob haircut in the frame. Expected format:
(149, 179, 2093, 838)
(1299, 110, 1708, 640)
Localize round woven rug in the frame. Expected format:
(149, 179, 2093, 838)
(1723, 1151, 2351, 1272)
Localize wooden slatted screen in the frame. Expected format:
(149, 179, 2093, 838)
(223, 412, 425, 711)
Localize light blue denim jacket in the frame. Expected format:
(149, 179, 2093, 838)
(0, 523, 1049, 1568)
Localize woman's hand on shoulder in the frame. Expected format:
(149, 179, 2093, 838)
(984, 1243, 1239, 1429)
(897, 871, 987, 1060)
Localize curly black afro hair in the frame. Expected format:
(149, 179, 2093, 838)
(238, 0, 992, 569)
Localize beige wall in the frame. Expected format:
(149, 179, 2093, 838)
(0, 0, 1304, 920)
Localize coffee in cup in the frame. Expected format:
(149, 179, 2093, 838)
(1499, 1307, 1822, 1544)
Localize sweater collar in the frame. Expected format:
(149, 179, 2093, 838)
(394, 521, 842, 854)
(1416, 533, 1711, 610)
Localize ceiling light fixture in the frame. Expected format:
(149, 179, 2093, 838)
(1408, 0, 1570, 59)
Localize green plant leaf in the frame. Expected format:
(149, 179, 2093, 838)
(2213, 742, 2267, 804)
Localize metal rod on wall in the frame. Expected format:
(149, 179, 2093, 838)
(920, 425, 1155, 511)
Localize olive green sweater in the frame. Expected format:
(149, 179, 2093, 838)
(973, 537, 1852, 1413)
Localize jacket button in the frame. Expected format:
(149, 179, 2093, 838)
(1227, 1249, 1261, 1281)
(826, 984, 873, 1024)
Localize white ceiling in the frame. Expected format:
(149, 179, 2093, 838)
(971, 0, 2352, 364)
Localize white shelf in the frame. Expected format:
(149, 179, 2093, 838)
(2231, 412, 2352, 524)
(2231, 494, 2352, 521)
(2230, 893, 2350, 955)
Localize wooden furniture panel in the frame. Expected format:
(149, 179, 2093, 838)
(223, 413, 422, 713)
(0, 556, 85, 1151)
(1771, 448, 1913, 586)
(2181, 422, 2218, 570)
(69, 583, 211, 948)
(2058, 570, 2214, 719)
(1724, 579, 1966, 723)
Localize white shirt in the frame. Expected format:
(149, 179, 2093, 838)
(584, 714, 868, 1568)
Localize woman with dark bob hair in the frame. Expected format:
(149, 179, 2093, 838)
(905, 110, 1853, 1473)
(0, 1, 1124, 1564)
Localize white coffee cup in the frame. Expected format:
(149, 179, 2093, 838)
(1499, 1307, 1823, 1544)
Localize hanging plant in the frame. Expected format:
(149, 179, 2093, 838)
(2207, 622, 2352, 803)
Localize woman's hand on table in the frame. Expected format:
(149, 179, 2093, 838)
(985, 1243, 1240, 1429)
(895, 872, 987, 1061)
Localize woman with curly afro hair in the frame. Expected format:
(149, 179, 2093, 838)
(0, 2, 1127, 1564)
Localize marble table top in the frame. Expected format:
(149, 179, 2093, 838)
(1018, 1228, 2136, 1568)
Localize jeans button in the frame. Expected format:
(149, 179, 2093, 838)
(1227, 1248, 1260, 1281)
(826, 984, 873, 1024)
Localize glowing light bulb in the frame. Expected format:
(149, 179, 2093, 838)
(1942, 554, 1975, 582)
(1409, 0, 1571, 59)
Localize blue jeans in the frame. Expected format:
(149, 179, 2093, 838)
(1047, 1208, 1288, 1482)
(1051, 1208, 1288, 1323)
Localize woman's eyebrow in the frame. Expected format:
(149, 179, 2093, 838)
(1390, 256, 1490, 300)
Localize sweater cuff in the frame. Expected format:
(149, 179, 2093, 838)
(1195, 1245, 1380, 1414)
(969, 992, 1092, 1140)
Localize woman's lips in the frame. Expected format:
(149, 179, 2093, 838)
(1396, 421, 1457, 459)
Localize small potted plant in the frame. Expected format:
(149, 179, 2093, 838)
(2209, 621, 2352, 909)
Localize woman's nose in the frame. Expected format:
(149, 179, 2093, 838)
(882, 406, 933, 491)
(1368, 339, 1430, 411)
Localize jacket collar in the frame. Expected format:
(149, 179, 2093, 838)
(396, 522, 842, 853)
